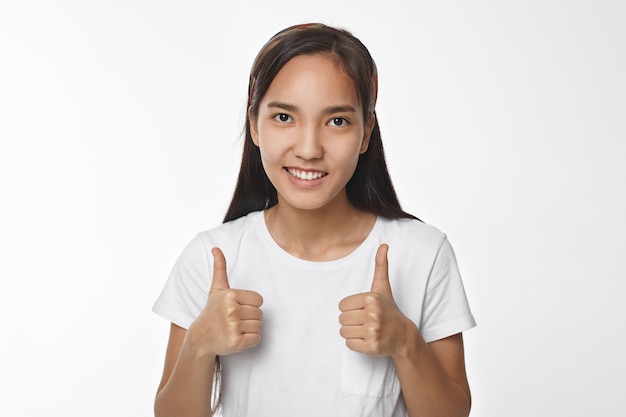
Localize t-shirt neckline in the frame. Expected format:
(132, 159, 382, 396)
(252, 210, 382, 271)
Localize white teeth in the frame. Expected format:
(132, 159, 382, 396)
(287, 168, 326, 180)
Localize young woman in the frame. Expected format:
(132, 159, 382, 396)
(153, 23, 475, 417)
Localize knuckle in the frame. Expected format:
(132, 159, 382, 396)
(224, 321, 238, 336)
(224, 290, 238, 301)
(366, 322, 381, 337)
(367, 310, 381, 323)
(224, 305, 239, 319)
(364, 294, 377, 304)
(226, 333, 241, 350)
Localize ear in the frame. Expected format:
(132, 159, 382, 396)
(359, 113, 375, 154)
(248, 106, 260, 147)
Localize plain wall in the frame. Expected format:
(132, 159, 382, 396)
(1, 1, 624, 416)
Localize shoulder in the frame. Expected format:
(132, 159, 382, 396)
(183, 211, 264, 263)
(379, 217, 448, 249)
(194, 211, 262, 244)
(376, 217, 457, 271)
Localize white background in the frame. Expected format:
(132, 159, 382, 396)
(1, 1, 625, 416)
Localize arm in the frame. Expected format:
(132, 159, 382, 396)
(341, 305, 471, 417)
(339, 244, 471, 417)
(392, 330, 471, 417)
(154, 324, 217, 417)
(155, 248, 263, 417)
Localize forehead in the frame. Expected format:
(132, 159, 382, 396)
(261, 54, 360, 107)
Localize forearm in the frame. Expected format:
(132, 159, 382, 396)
(392, 325, 471, 417)
(154, 344, 217, 417)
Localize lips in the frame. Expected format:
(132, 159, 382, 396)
(285, 168, 328, 181)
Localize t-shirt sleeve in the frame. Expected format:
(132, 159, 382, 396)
(152, 234, 212, 329)
(419, 237, 476, 343)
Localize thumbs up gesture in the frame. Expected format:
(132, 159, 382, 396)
(339, 244, 415, 357)
(186, 247, 264, 358)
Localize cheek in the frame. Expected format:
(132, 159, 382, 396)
(258, 146, 277, 170)
(344, 132, 368, 158)
(257, 137, 285, 178)
(259, 140, 282, 161)
(330, 142, 363, 173)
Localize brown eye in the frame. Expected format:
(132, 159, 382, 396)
(328, 117, 348, 127)
(273, 113, 292, 123)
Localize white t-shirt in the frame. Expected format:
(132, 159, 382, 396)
(153, 210, 476, 417)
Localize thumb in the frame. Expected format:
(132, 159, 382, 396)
(370, 244, 392, 295)
(210, 247, 230, 293)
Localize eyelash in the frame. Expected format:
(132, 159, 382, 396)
(273, 113, 293, 123)
(328, 117, 349, 127)
(272, 114, 350, 127)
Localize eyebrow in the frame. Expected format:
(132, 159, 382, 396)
(266, 101, 357, 115)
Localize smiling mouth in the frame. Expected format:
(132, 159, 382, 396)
(286, 168, 328, 181)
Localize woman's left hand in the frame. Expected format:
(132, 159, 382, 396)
(338, 244, 418, 358)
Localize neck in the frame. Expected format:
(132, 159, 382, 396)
(264, 194, 376, 261)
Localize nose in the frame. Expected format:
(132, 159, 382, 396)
(293, 125, 323, 160)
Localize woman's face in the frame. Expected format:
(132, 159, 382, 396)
(250, 54, 374, 213)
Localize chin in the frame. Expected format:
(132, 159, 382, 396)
(277, 192, 347, 213)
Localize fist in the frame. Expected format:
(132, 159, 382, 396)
(187, 247, 264, 358)
(338, 244, 415, 357)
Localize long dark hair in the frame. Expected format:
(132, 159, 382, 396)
(223, 23, 417, 223)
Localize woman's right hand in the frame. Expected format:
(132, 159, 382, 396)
(185, 247, 264, 359)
